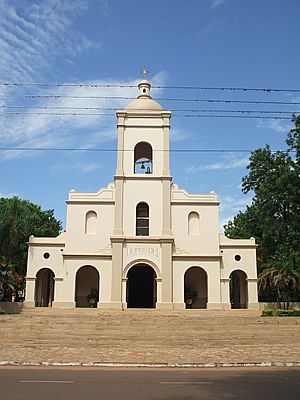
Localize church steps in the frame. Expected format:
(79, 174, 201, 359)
(1, 309, 299, 366)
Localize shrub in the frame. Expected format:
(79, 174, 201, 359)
(262, 309, 274, 316)
(0, 308, 5, 315)
(262, 309, 300, 317)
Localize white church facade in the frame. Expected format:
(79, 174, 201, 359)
(24, 79, 259, 310)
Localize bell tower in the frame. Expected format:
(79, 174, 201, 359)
(110, 77, 174, 309)
(113, 78, 172, 236)
(115, 79, 171, 179)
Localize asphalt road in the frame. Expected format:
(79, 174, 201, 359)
(0, 366, 299, 400)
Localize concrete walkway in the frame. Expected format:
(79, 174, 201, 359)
(1, 309, 300, 366)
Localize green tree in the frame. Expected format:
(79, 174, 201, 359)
(258, 265, 300, 308)
(0, 256, 16, 301)
(224, 115, 300, 299)
(0, 197, 61, 278)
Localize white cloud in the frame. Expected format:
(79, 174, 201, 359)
(219, 194, 252, 212)
(218, 194, 253, 233)
(0, 73, 167, 161)
(210, 0, 225, 9)
(170, 127, 191, 142)
(256, 119, 292, 134)
(0, 189, 18, 198)
(185, 155, 249, 173)
(51, 160, 100, 174)
(0, 0, 101, 81)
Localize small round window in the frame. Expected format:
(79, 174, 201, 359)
(43, 252, 50, 259)
(234, 254, 241, 261)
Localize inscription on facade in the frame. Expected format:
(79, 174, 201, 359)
(127, 246, 159, 258)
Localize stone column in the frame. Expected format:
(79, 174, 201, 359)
(23, 277, 36, 308)
(158, 239, 173, 309)
(162, 178, 172, 236)
(122, 277, 127, 308)
(220, 278, 231, 310)
(156, 277, 162, 304)
(116, 113, 125, 175)
(52, 277, 75, 308)
(110, 238, 123, 309)
(206, 263, 222, 309)
(247, 278, 259, 309)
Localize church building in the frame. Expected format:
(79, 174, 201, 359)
(24, 78, 259, 310)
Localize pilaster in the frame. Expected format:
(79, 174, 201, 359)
(247, 278, 259, 309)
(110, 238, 124, 306)
(24, 277, 36, 305)
(161, 241, 173, 303)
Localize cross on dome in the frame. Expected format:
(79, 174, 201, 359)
(141, 66, 148, 79)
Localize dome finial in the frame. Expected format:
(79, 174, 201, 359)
(137, 67, 151, 99)
(141, 66, 148, 79)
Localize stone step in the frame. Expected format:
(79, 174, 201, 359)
(1, 309, 300, 365)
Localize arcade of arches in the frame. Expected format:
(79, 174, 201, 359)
(34, 265, 249, 309)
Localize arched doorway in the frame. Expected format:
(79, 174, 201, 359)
(127, 264, 156, 308)
(184, 267, 207, 309)
(230, 270, 248, 309)
(35, 268, 55, 307)
(75, 266, 99, 308)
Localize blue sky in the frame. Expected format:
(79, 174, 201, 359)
(0, 0, 299, 230)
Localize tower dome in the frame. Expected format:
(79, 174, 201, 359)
(125, 79, 163, 111)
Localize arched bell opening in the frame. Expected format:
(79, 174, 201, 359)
(35, 268, 55, 307)
(184, 266, 207, 309)
(75, 266, 100, 308)
(134, 142, 153, 174)
(127, 264, 157, 308)
(230, 269, 248, 309)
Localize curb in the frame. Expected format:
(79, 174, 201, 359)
(1, 361, 300, 368)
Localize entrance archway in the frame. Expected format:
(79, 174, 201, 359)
(127, 264, 156, 308)
(230, 270, 248, 309)
(35, 268, 55, 307)
(75, 266, 99, 308)
(184, 267, 207, 309)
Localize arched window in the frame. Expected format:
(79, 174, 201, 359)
(85, 211, 97, 234)
(188, 212, 200, 235)
(136, 202, 149, 236)
(134, 142, 153, 174)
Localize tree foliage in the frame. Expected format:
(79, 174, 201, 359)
(224, 115, 300, 300)
(258, 264, 300, 307)
(0, 197, 62, 281)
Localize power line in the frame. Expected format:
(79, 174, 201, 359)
(0, 147, 294, 153)
(0, 94, 300, 105)
(1, 81, 300, 93)
(0, 111, 293, 119)
(1, 105, 299, 114)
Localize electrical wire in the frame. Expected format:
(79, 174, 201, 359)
(0, 94, 300, 105)
(0, 111, 293, 119)
(1, 82, 300, 93)
(0, 147, 295, 153)
(1, 105, 298, 114)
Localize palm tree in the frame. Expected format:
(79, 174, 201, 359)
(0, 257, 17, 302)
(258, 265, 300, 309)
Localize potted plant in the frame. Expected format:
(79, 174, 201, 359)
(184, 285, 197, 308)
(87, 287, 99, 308)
